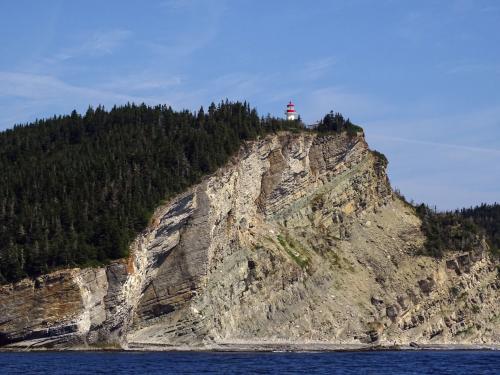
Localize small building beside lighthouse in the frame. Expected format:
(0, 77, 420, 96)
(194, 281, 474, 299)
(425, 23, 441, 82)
(285, 101, 298, 120)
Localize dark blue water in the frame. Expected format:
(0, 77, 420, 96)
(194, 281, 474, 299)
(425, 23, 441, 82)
(0, 351, 498, 374)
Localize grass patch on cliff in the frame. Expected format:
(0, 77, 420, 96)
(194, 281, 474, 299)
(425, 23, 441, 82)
(455, 326, 475, 337)
(458, 291, 468, 302)
(327, 251, 341, 268)
(276, 234, 310, 269)
(489, 313, 500, 323)
(449, 286, 460, 298)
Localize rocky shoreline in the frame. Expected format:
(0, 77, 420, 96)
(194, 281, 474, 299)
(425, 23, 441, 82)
(1, 341, 499, 353)
(127, 342, 500, 353)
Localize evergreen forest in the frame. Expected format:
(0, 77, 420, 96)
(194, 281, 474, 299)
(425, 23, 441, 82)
(416, 203, 500, 258)
(0, 101, 498, 283)
(0, 101, 304, 283)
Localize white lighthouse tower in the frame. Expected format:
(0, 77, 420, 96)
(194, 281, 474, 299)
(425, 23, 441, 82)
(285, 101, 298, 120)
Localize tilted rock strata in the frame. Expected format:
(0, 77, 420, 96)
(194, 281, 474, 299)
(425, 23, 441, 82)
(0, 131, 498, 350)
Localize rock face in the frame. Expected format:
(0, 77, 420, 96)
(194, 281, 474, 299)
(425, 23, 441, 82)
(1, 131, 498, 350)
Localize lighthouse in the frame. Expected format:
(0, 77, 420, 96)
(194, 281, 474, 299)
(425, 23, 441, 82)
(285, 101, 298, 121)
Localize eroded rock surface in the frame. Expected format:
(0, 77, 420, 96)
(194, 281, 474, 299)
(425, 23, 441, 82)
(1, 132, 498, 349)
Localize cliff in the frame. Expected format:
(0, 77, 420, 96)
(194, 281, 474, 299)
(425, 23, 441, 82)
(1, 131, 498, 350)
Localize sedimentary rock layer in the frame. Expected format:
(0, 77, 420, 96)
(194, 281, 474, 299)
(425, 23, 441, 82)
(1, 131, 498, 350)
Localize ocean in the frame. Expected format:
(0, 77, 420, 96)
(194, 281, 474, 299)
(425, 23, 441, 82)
(0, 350, 498, 374)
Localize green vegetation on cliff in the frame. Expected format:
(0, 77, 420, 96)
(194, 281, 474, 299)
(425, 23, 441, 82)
(415, 203, 500, 258)
(1, 98, 495, 284)
(415, 204, 481, 257)
(315, 111, 363, 136)
(459, 203, 500, 256)
(0, 101, 306, 283)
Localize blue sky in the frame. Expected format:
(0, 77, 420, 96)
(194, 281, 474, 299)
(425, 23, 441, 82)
(1, 0, 499, 209)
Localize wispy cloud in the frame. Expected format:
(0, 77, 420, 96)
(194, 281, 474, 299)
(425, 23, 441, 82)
(43, 29, 133, 64)
(364, 104, 500, 209)
(149, 0, 224, 59)
(80, 29, 133, 55)
(366, 105, 500, 147)
(298, 57, 336, 81)
(99, 73, 183, 93)
(0, 71, 139, 102)
(0, 71, 159, 127)
(141, 25, 217, 60)
(370, 134, 500, 155)
(367, 132, 500, 210)
(210, 72, 278, 98)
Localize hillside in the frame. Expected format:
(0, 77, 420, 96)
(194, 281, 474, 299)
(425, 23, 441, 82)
(1, 104, 497, 284)
(0, 102, 305, 283)
(0, 122, 498, 350)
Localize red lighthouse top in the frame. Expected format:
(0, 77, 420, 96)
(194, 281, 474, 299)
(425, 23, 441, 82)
(286, 101, 296, 113)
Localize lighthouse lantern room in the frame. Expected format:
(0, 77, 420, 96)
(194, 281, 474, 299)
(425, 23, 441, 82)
(285, 101, 298, 121)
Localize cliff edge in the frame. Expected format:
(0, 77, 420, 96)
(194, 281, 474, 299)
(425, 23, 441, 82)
(1, 131, 498, 350)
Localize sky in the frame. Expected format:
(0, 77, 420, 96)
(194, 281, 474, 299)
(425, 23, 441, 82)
(1, 0, 499, 210)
